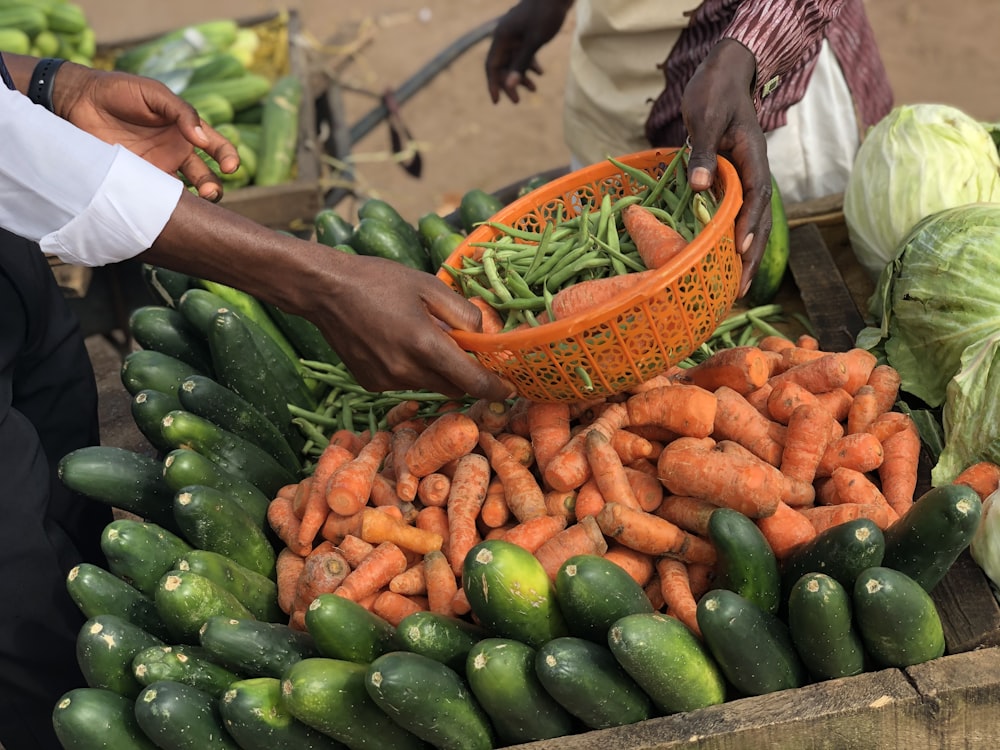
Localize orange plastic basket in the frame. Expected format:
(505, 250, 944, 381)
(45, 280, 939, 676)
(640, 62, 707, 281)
(437, 148, 743, 402)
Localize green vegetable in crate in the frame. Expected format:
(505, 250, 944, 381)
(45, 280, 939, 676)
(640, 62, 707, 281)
(132, 392, 192, 457)
(708, 506, 781, 615)
(304, 593, 399, 663)
(53, 687, 159, 750)
(120, 348, 206, 403)
(141, 263, 195, 308)
(0, 4, 47, 38)
(0, 28, 30, 55)
(184, 92, 234, 127)
(162, 447, 270, 528)
(132, 644, 241, 698)
(787, 572, 868, 681)
(181, 73, 272, 115)
(129, 304, 215, 375)
(393, 610, 487, 673)
(554, 553, 653, 642)
(76, 614, 164, 698)
(349, 217, 430, 271)
(135, 680, 242, 750)
(314, 209, 355, 248)
(113, 20, 240, 74)
(358, 198, 427, 266)
(255, 73, 302, 186)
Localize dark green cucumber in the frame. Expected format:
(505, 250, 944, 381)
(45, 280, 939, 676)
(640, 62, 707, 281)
(349, 217, 429, 271)
(365, 650, 495, 750)
(780, 517, 886, 598)
(132, 644, 241, 698)
(141, 263, 195, 308)
(417, 211, 461, 252)
(100, 519, 193, 598)
(709, 507, 781, 614)
(554, 553, 654, 642)
(357, 198, 427, 267)
(394, 610, 487, 673)
(462, 539, 568, 647)
(160, 409, 297, 498)
(304, 592, 399, 663)
(219, 677, 348, 750)
(120, 348, 205, 401)
(199, 615, 319, 679)
(162, 448, 270, 529)
(263, 302, 341, 367)
(607, 612, 727, 714)
(75, 614, 164, 698)
(314, 209, 355, 248)
(787, 572, 867, 680)
(881, 483, 983, 592)
(176, 549, 283, 623)
(853, 566, 945, 667)
(198, 279, 300, 365)
(697, 588, 806, 697)
(58, 445, 177, 532)
(465, 637, 576, 745)
(66, 562, 172, 640)
(172, 484, 277, 579)
(53, 687, 159, 750)
(134, 680, 241, 750)
(458, 188, 504, 233)
(281, 657, 428, 750)
(534, 636, 653, 730)
(429, 231, 465, 271)
(177, 287, 229, 337)
(178, 374, 301, 476)
(129, 305, 214, 375)
(155, 570, 254, 644)
(130, 389, 181, 454)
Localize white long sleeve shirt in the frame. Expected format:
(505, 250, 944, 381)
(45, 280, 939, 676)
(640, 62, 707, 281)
(0, 79, 183, 267)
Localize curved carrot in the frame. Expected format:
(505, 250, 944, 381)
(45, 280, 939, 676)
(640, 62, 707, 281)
(878, 425, 922, 518)
(798, 503, 893, 534)
(527, 401, 572, 477)
(445, 453, 491, 575)
(675, 345, 772, 395)
(829, 467, 898, 528)
(780, 402, 836, 485)
(572, 478, 606, 521)
(585, 428, 641, 512)
(360, 507, 443, 555)
(549, 270, 658, 320)
(952, 461, 1000, 502)
(385, 399, 422, 430)
(841, 348, 879, 395)
(769, 352, 851, 395)
(268, 492, 311, 557)
(610, 428, 654, 465)
(816, 432, 885, 478)
(501, 513, 568, 554)
(336, 534, 375, 568)
(416, 505, 451, 560)
(479, 476, 510, 529)
(596, 502, 715, 564)
(813, 388, 853, 423)
(391, 427, 420, 502)
(755, 500, 816, 559)
(867, 364, 902, 414)
(480, 431, 547, 523)
(326, 430, 392, 516)
(388, 563, 426, 596)
(625, 384, 717, 437)
(543, 402, 629, 492)
(423, 549, 459, 617)
(276, 547, 305, 616)
(846, 384, 880, 436)
(622, 202, 689, 269)
(300, 443, 355, 546)
(656, 558, 701, 638)
(624, 465, 664, 513)
(334, 541, 408, 603)
(405, 412, 480, 478)
(653, 494, 718, 536)
(712, 385, 785, 466)
(534, 515, 608, 581)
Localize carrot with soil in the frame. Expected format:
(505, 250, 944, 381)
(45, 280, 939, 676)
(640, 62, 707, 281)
(445, 453, 491, 575)
(326, 430, 392, 516)
(596, 501, 716, 564)
(480, 430, 548, 522)
(621, 202, 689, 269)
(405, 411, 480, 477)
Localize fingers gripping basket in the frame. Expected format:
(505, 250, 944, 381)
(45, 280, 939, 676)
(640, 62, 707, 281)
(438, 148, 743, 402)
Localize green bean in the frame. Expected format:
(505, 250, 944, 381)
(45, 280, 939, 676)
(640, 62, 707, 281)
(641, 150, 684, 207)
(607, 155, 659, 192)
(485, 221, 549, 242)
(460, 277, 503, 306)
(491, 296, 548, 311)
(545, 256, 611, 291)
(593, 235, 645, 273)
(595, 193, 612, 244)
(523, 221, 555, 281)
(293, 417, 329, 448)
(482, 251, 516, 304)
(693, 193, 713, 230)
(574, 366, 595, 392)
(505, 267, 536, 300)
(524, 238, 593, 287)
(543, 285, 555, 321)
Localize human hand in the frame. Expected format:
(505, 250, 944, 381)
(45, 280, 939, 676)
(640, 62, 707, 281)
(485, 0, 573, 104)
(680, 39, 772, 297)
(52, 62, 239, 202)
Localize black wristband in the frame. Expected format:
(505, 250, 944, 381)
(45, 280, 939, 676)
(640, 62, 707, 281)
(28, 57, 67, 112)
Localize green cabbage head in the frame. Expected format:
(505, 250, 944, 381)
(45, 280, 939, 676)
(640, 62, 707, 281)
(844, 104, 1000, 281)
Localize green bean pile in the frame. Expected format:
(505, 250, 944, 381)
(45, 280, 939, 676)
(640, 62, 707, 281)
(441, 150, 718, 332)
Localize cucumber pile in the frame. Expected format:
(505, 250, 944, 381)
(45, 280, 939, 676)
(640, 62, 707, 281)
(0, 0, 95, 64)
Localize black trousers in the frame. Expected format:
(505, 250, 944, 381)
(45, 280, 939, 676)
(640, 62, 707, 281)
(0, 230, 113, 750)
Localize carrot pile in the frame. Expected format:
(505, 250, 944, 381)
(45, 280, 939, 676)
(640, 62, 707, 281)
(267, 334, 1000, 638)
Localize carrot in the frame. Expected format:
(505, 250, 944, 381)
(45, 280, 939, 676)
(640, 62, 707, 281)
(336, 534, 375, 568)
(657, 437, 783, 519)
(423, 549, 459, 617)
(846, 384, 880, 436)
(416, 472, 451, 508)
(610, 428, 654, 465)
(686, 561, 716, 601)
(468, 294, 505, 334)
(506, 397, 532, 438)
(479, 476, 510, 529)
(549, 269, 658, 320)
(527, 401, 572, 477)
(268, 493, 311, 557)
(629, 372, 677, 393)
(625, 385, 717, 438)
(645, 576, 665, 611)
(745, 382, 774, 417)
(627, 456, 659, 476)
(596, 501, 716, 565)
(450, 587, 472, 617)
(952, 461, 1000, 502)
(300, 443, 355, 544)
(326, 431, 392, 516)
(866, 410, 916, 444)
(405, 412, 480, 478)
(369, 472, 417, 522)
(624, 465, 663, 513)
(388, 563, 426, 596)
(534, 515, 609, 581)
(798, 503, 893, 534)
(288, 610, 307, 632)
(867, 364, 902, 414)
(573, 478, 606, 520)
(625, 423, 679, 443)
(479, 430, 547, 522)
(755, 500, 817, 559)
(372, 590, 427, 627)
(828, 467, 898, 528)
(653, 494, 718, 536)
(292, 541, 351, 613)
(543, 402, 629, 492)
(290, 478, 312, 520)
(320, 510, 363, 545)
(465, 398, 511, 436)
(545, 488, 577, 522)
(334, 541, 409, 603)
(758, 335, 795, 353)
(841, 348, 879, 395)
(501, 513, 568, 554)
(446, 453, 491, 575)
(766, 379, 819, 424)
(814, 388, 854, 423)
(622, 202, 689, 268)
(797, 334, 820, 350)
(497, 432, 534, 468)
(326, 428, 367, 456)
(712, 386, 785, 466)
(769, 352, 851, 394)
(391, 427, 420, 502)
(385, 399, 422, 430)
(416, 505, 451, 560)
(780, 403, 837, 485)
(816, 432, 885, 478)
(275, 547, 305, 616)
(878, 425, 922, 518)
(656, 558, 701, 637)
(604, 542, 655, 587)
(585, 428, 642, 512)
(779, 345, 828, 370)
(360, 507, 443, 555)
(675, 346, 772, 395)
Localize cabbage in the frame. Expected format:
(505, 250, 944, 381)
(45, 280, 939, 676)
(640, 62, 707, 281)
(971, 489, 1000, 592)
(862, 203, 1000, 409)
(844, 104, 1000, 281)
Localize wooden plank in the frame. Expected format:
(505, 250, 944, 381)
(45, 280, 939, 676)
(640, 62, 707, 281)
(933, 551, 1000, 653)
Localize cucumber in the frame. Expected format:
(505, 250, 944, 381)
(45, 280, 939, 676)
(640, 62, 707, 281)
(554, 553, 654, 642)
(746, 175, 790, 306)
(155, 570, 254, 644)
(178, 374, 301, 475)
(462, 539, 568, 647)
(349, 218, 429, 271)
(198, 279, 299, 364)
(780, 517, 885, 600)
(314, 209, 355, 248)
(853, 566, 945, 668)
(304, 593, 400, 663)
(172, 484, 277, 580)
(130, 389, 181, 454)
(281, 657, 428, 750)
(458, 188, 504, 233)
(75, 614, 164, 698)
(709, 507, 781, 615)
(159, 409, 297, 498)
(100, 519, 193, 598)
(181, 73, 272, 114)
(535, 636, 653, 730)
(219, 677, 348, 750)
(263, 302, 342, 368)
(394, 610, 487, 673)
(66, 562, 172, 641)
(465, 637, 576, 745)
(787, 572, 867, 680)
(162, 448, 271, 529)
(429, 231, 465, 271)
(120, 348, 205, 401)
(141, 263, 195, 308)
(255, 74, 302, 186)
(176, 549, 283, 623)
(134, 680, 242, 750)
(129, 305, 214, 375)
(881, 483, 982, 592)
(132, 644, 241, 698)
(697, 588, 807, 696)
(198, 615, 319, 679)
(365, 650, 495, 750)
(58, 445, 177, 532)
(52, 687, 159, 750)
(187, 52, 246, 86)
(607, 612, 727, 714)
(417, 211, 461, 252)
(177, 287, 230, 338)
(357, 198, 427, 268)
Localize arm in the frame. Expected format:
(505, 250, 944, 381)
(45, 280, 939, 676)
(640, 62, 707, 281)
(485, 0, 573, 103)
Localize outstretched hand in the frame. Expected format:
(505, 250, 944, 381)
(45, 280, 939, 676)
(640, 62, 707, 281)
(680, 39, 773, 297)
(485, 0, 573, 103)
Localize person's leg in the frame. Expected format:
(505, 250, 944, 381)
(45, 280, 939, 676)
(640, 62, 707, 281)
(0, 230, 112, 750)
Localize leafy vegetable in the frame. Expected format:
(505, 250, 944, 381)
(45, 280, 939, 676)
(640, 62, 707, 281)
(970, 490, 1000, 595)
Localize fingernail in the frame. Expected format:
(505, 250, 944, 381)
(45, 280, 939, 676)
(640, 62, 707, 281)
(691, 167, 711, 188)
(740, 233, 754, 254)
(194, 125, 208, 142)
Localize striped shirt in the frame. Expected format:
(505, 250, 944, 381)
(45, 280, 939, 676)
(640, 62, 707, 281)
(645, 0, 893, 146)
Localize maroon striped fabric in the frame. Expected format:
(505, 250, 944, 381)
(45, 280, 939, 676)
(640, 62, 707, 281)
(644, 0, 893, 146)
